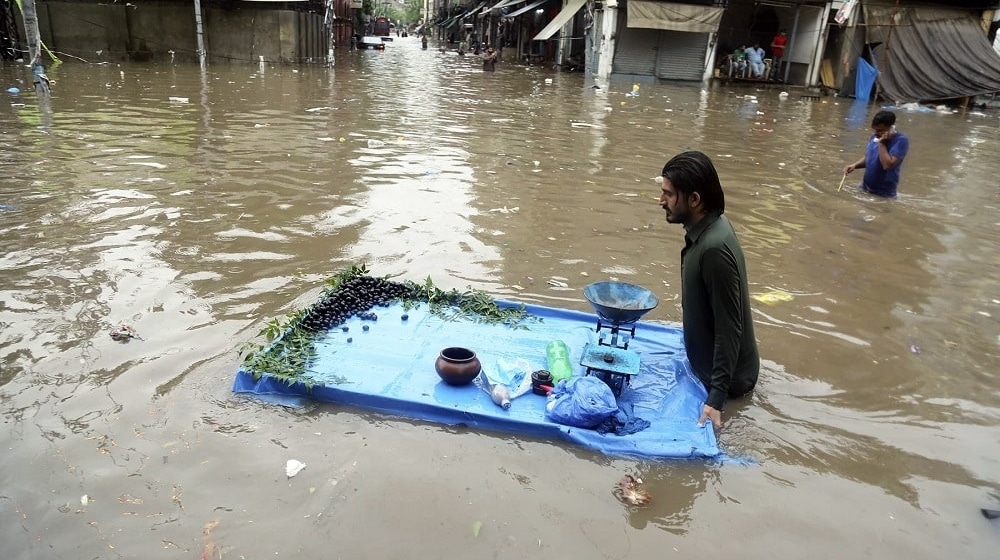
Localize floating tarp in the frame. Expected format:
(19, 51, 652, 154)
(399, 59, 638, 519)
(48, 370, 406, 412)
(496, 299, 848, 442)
(233, 300, 722, 461)
(863, 4, 1000, 103)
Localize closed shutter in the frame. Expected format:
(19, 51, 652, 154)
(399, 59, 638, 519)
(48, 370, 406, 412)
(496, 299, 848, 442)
(613, 24, 659, 76)
(654, 30, 709, 81)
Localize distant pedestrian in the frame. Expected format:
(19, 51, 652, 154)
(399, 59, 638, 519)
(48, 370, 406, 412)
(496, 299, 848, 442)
(482, 45, 498, 72)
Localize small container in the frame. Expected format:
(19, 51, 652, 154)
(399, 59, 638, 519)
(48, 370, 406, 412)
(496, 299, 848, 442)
(531, 370, 553, 396)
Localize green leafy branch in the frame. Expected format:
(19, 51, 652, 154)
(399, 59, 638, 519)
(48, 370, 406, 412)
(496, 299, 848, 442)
(238, 266, 537, 384)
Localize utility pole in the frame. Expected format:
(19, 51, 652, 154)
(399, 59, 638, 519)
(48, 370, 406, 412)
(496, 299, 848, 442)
(21, 0, 40, 64)
(325, 0, 336, 66)
(19, 0, 49, 93)
(193, 0, 207, 69)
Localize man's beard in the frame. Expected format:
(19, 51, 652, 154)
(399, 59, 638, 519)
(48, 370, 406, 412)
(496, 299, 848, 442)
(665, 206, 689, 224)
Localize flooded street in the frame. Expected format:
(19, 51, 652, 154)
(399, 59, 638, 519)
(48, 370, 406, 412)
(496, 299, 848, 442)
(2, 37, 999, 559)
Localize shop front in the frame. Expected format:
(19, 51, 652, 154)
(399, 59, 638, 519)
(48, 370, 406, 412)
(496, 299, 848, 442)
(610, 1, 723, 82)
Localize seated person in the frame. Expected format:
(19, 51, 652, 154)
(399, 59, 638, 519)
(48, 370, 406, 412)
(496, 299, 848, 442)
(745, 43, 765, 78)
(730, 45, 747, 76)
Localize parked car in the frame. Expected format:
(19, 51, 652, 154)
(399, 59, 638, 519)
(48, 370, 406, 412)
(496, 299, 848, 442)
(359, 36, 385, 50)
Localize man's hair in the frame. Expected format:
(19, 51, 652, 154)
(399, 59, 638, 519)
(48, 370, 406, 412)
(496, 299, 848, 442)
(661, 151, 726, 214)
(872, 110, 896, 127)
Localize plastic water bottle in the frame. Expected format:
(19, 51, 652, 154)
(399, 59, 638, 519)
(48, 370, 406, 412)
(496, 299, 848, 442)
(490, 384, 511, 410)
(546, 340, 573, 384)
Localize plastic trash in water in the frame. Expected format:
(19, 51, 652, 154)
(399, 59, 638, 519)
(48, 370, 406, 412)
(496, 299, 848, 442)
(752, 289, 795, 305)
(285, 459, 306, 477)
(367, 139, 385, 148)
(6, 87, 19, 95)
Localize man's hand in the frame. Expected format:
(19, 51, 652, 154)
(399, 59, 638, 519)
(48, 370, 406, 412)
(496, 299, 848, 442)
(843, 163, 856, 175)
(698, 404, 722, 429)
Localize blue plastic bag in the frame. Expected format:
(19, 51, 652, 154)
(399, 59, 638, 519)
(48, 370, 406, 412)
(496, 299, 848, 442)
(545, 376, 619, 429)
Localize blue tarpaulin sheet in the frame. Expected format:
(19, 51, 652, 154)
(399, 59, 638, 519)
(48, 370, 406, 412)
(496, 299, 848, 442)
(232, 301, 721, 461)
(855, 57, 878, 101)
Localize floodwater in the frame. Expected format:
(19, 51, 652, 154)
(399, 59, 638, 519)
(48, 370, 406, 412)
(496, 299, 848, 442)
(2, 38, 999, 559)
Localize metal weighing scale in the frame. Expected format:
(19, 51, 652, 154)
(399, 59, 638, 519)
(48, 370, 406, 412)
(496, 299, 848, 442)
(581, 281, 659, 397)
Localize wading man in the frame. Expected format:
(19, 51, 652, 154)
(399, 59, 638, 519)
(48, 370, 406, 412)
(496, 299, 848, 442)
(843, 110, 909, 198)
(659, 151, 760, 429)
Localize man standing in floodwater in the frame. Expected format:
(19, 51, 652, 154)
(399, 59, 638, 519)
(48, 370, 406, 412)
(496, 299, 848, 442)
(481, 45, 498, 72)
(843, 110, 910, 198)
(659, 151, 760, 429)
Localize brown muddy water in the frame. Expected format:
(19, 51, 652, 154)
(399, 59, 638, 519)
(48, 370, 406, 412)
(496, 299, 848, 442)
(2, 38, 999, 559)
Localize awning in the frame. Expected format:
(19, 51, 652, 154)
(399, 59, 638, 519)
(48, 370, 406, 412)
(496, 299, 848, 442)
(490, 0, 522, 11)
(532, 0, 587, 41)
(627, 1, 723, 34)
(505, 0, 546, 18)
(864, 5, 1000, 102)
(463, 1, 488, 18)
(474, 1, 499, 14)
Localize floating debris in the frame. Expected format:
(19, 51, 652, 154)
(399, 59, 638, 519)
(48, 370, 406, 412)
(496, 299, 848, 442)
(285, 459, 306, 478)
(752, 289, 795, 305)
(613, 474, 652, 506)
(110, 322, 142, 341)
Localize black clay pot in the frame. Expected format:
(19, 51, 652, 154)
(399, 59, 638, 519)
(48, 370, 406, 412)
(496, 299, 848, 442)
(435, 347, 481, 386)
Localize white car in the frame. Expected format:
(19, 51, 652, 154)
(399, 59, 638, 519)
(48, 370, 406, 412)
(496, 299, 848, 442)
(359, 36, 385, 50)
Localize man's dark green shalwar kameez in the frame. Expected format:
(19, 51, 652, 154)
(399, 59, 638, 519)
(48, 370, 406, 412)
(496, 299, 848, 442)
(681, 212, 760, 410)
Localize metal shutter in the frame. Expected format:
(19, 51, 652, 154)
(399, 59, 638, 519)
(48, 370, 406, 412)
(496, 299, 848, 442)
(655, 30, 709, 81)
(612, 24, 659, 77)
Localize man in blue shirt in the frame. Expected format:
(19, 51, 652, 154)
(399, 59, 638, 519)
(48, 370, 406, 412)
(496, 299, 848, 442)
(843, 110, 909, 198)
(744, 43, 765, 78)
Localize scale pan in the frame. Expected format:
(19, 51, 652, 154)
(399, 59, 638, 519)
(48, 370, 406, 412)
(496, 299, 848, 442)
(583, 281, 659, 324)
